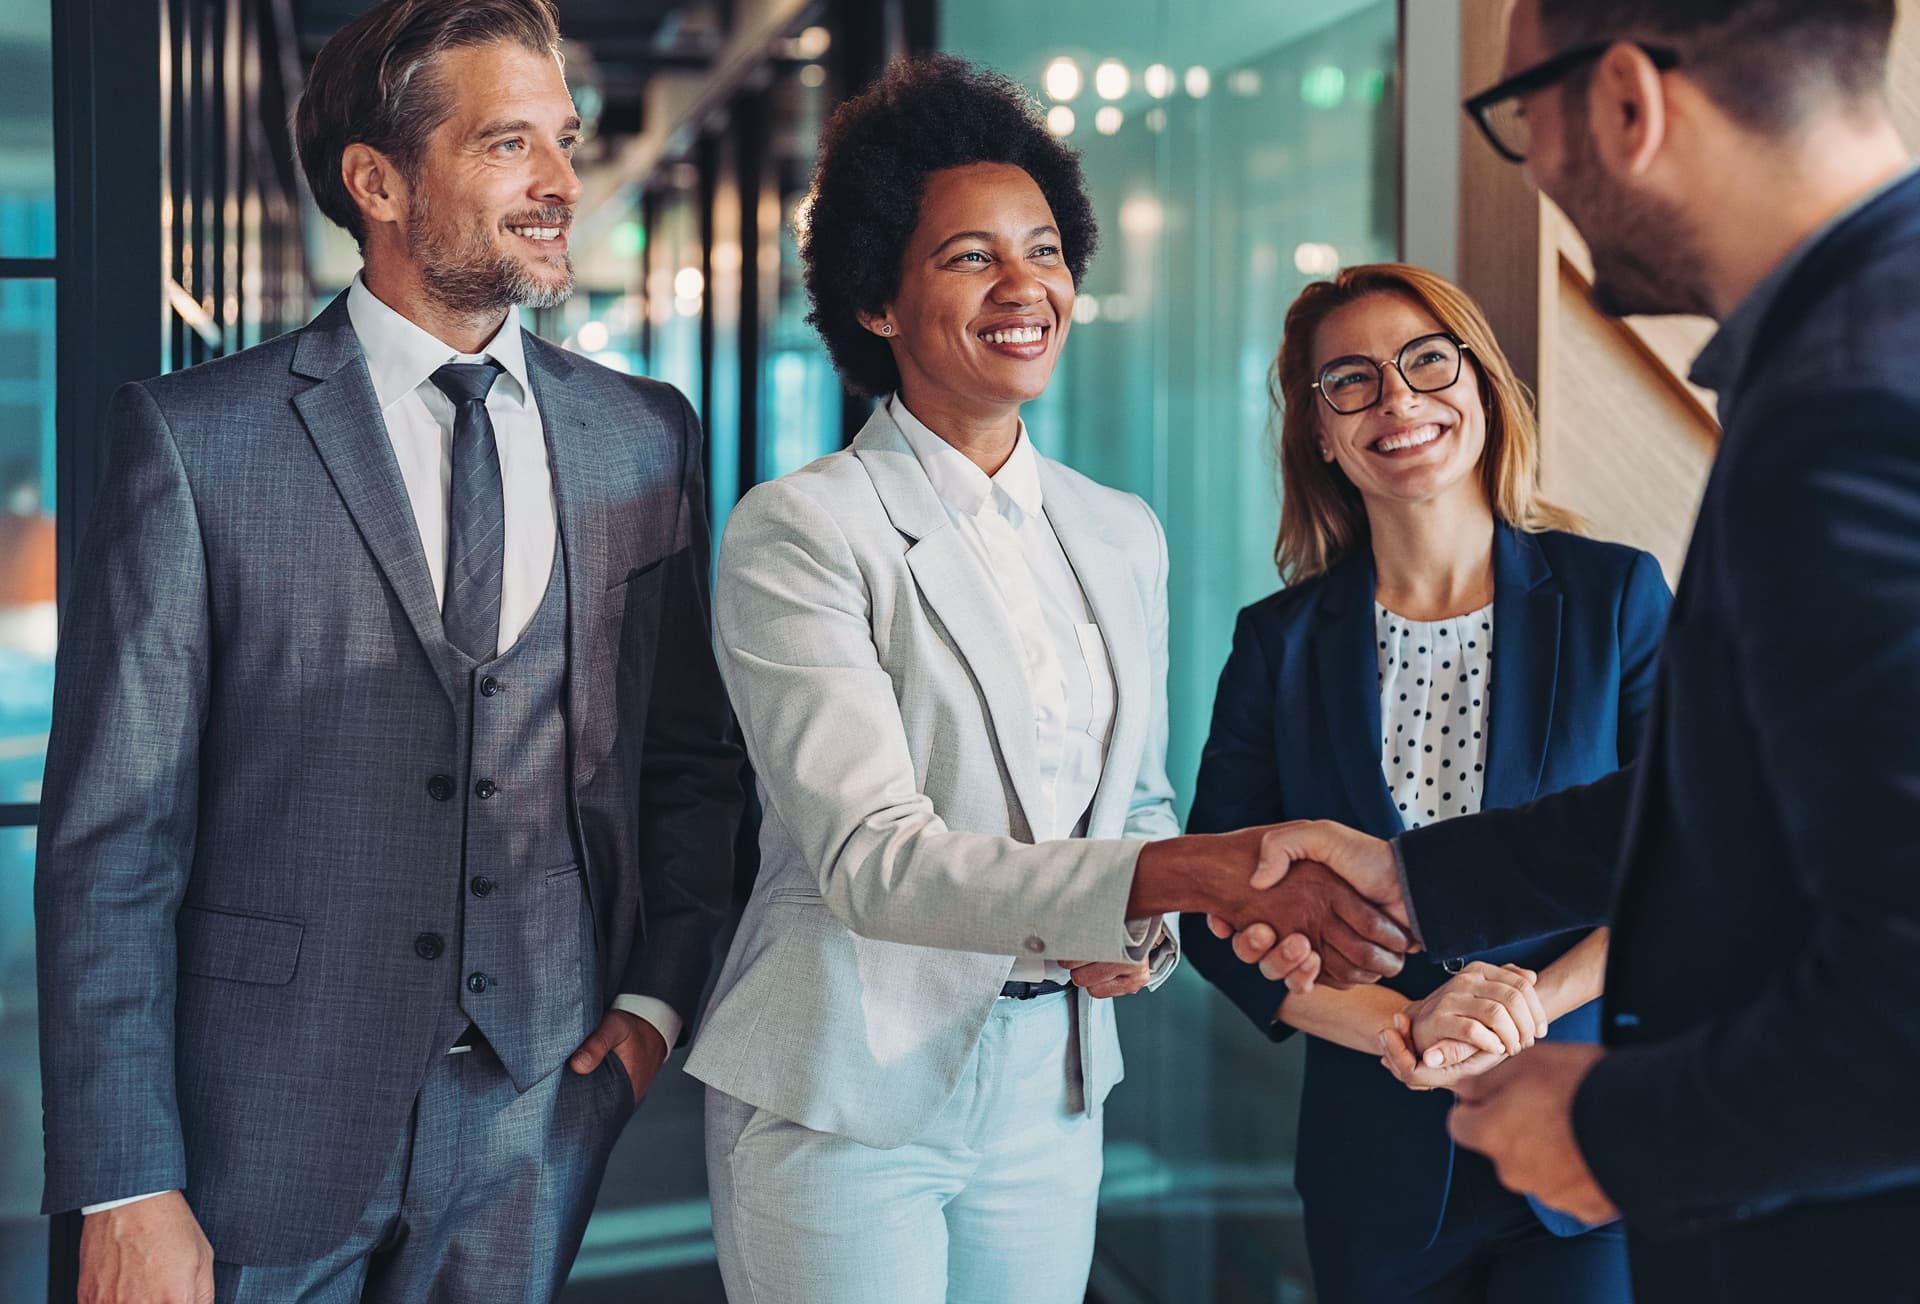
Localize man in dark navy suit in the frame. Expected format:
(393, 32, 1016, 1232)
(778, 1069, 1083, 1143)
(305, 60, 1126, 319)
(1225, 1, 1920, 1299)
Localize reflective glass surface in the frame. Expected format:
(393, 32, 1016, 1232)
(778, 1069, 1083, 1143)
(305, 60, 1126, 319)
(0, 277, 53, 1299)
(0, 1, 55, 258)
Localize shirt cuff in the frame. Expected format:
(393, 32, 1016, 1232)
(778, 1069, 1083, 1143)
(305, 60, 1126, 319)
(82, 1191, 172, 1216)
(1144, 914, 1181, 990)
(1388, 836, 1428, 948)
(612, 994, 684, 1051)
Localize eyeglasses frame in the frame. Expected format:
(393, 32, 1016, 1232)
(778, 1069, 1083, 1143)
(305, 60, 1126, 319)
(1463, 40, 1682, 164)
(1311, 332, 1474, 415)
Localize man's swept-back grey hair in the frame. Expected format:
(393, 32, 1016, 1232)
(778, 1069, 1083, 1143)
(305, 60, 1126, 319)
(1538, 0, 1896, 132)
(296, 0, 563, 247)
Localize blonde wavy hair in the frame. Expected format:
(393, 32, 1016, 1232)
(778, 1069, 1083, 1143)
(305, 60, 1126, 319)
(1271, 263, 1581, 584)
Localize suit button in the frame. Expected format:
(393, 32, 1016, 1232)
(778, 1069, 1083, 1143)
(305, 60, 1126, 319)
(479, 675, 500, 697)
(467, 972, 490, 994)
(1443, 956, 1467, 974)
(475, 779, 497, 799)
(1023, 935, 1045, 954)
(427, 775, 454, 801)
(471, 876, 495, 898)
(414, 933, 444, 960)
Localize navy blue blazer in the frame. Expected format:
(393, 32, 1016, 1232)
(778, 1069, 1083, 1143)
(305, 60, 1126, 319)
(1395, 174, 1920, 1302)
(1182, 523, 1670, 1250)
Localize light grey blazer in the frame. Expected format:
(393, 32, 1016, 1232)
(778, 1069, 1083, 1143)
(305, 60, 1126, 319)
(686, 405, 1180, 1148)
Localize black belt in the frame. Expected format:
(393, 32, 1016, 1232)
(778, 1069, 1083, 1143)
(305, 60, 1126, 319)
(999, 978, 1071, 1000)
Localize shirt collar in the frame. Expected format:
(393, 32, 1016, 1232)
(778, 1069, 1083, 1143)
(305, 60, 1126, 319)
(1690, 164, 1920, 398)
(889, 393, 1044, 521)
(346, 273, 532, 411)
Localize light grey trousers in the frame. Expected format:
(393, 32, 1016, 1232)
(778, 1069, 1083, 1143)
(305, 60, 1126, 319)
(213, 1036, 636, 1304)
(705, 991, 1105, 1304)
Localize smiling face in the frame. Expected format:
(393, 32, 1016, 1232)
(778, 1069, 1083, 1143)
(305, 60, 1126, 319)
(873, 162, 1075, 423)
(401, 40, 584, 313)
(1311, 292, 1490, 514)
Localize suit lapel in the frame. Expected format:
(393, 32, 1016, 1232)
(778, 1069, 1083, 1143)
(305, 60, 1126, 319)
(1039, 462, 1148, 835)
(522, 336, 605, 782)
(1313, 555, 1405, 836)
(291, 293, 458, 706)
(852, 410, 1048, 832)
(1482, 525, 1562, 809)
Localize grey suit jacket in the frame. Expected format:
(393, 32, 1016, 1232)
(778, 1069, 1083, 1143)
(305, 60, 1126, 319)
(685, 406, 1179, 1148)
(33, 293, 742, 1262)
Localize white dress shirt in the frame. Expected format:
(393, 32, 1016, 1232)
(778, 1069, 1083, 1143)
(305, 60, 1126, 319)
(80, 281, 674, 1215)
(890, 396, 1131, 982)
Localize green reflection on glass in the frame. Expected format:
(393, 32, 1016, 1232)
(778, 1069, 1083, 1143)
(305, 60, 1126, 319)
(1301, 63, 1347, 109)
(612, 221, 646, 258)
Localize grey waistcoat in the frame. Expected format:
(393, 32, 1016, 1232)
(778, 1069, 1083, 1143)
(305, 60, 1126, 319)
(444, 549, 598, 1089)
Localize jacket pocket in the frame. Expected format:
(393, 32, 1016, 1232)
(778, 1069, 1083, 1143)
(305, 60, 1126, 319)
(176, 904, 305, 986)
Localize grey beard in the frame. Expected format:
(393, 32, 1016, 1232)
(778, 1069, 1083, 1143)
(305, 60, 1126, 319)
(407, 199, 574, 313)
(420, 249, 574, 312)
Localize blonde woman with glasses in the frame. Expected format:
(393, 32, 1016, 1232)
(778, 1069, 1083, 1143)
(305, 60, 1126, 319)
(1182, 263, 1668, 1302)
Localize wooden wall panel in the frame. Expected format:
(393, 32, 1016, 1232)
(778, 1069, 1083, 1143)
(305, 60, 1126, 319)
(1541, 258, 1718, 580)
(1893, 0, 1920, 148)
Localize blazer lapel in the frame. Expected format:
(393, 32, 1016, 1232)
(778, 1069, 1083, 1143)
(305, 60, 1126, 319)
(851, 410, 1048, 832)
(1482, 525, 1562, 809)
(291, 293, 458, 706)
(521, 336, 605, 782)
(1313, 555, 1405, 836)
(1037, 461, 1148, 836)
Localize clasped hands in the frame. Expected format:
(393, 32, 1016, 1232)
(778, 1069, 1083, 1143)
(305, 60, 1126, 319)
(1202, 819, 1618, 1225)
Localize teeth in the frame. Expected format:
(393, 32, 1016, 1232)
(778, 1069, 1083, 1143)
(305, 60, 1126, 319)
(1375, 424, 1444, 453)
(981, 326, 1044, 345)
(510, 226, 562, 241)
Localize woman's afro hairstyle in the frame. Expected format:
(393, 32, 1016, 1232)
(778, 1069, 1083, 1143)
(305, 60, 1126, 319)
(798, 54, 1099, 397)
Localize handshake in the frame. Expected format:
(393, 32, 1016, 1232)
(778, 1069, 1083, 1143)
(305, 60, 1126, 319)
(1129, 818, 1554, 1092)
(1129, 818, 1416, 990)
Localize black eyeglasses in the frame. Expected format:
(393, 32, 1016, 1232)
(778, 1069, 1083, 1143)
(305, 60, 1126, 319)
(1464, 40, 1681, 164)
(1312, 333, 1470, 415)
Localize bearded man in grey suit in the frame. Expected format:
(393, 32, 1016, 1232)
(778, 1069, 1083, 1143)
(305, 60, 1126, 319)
(33, 1, 741, 1300)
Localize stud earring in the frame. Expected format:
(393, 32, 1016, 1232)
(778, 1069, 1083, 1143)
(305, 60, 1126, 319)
(880, 323, 894, 336)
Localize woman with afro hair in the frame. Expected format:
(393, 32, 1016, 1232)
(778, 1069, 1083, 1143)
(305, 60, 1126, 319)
(683, 54, 1392, 1303)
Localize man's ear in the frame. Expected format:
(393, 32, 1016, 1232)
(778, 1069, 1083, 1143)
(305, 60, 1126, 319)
(341, 142, 409, 232)
(1588, 41, 1670, 179)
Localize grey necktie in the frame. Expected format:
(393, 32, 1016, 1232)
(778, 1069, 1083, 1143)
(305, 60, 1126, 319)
(431, 361, 506, 662)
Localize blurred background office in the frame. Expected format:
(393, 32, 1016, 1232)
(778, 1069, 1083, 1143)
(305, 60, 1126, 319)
(3, 0, 1917, 1299)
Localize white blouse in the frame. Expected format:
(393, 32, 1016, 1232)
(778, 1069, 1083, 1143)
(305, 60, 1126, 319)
(1377, 602, 1493, 829)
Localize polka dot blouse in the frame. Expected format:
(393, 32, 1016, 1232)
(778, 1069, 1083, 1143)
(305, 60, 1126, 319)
(1377, 602, 1492, 830)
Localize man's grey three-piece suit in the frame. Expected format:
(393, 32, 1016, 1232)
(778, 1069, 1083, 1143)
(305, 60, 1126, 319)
(34, 288, 741, 1299)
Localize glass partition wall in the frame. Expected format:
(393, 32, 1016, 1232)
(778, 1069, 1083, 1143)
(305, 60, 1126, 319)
(939, 4, 1401, 1299)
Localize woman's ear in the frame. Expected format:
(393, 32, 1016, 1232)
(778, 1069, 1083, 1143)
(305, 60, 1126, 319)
(857, 309, 896, 339)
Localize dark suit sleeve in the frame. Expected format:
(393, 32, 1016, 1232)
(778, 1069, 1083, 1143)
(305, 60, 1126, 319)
(1180, 607, 1296, 1038)
(618, 389, 744, 1037)
(1394, 771, 1628, 955)
(1615, 549, 1671, 764)
(1572, 390, 1920, 1230)
(34, 383, 204, 1213)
